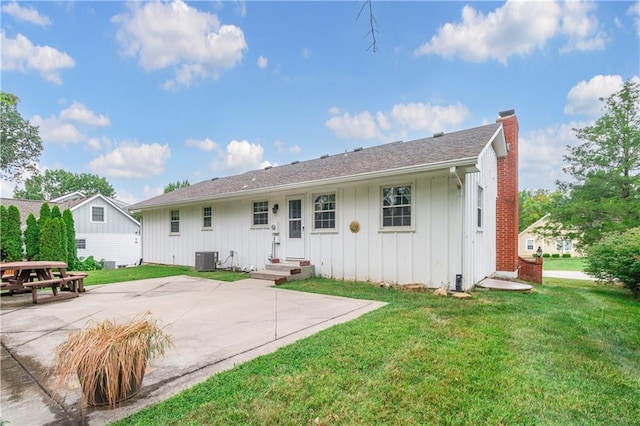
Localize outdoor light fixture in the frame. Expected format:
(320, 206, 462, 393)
(272, 203, 279, 214)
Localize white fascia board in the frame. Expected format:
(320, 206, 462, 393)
(134, 157, 480, 212)
(481, 125, 507, 158)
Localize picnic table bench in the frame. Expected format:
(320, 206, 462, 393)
(1, 261, 85, 304)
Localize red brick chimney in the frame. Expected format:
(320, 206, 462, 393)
(495, 110, 519, 275)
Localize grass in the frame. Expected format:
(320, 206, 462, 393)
(542, 256, 587, 271)
(111, 276, 640, 425)
(83, 265, 247, 286)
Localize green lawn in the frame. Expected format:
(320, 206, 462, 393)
(112, 276, 640, 425)
(542, 256, 587, 271)
(83, 264, 247, 286)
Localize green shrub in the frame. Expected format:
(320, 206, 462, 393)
(585, 227, 640, 298)
(551, 253, 560, 258)
(75, 256, 104, 271)
(63, 209, 77, 269)
(24, 213, 40, 260)
(1, 205, 24, 261)
(562, 253, 571, 258)
(542, 253, 551, 258)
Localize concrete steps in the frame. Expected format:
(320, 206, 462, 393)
(250, 259, 315, 285)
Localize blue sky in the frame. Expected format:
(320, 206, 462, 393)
(1, 0, 639, 204)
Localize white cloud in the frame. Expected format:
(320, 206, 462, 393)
(274, 140, 301, 154)
(629, 2, 640, 35)
(301, 48, 310, 59)
(564, 75, 625, 116)
(326, 102, 469, 141)
(215, 140, 272, 173)
(257, 55, 268, 69)
(143, 185, 164, 199)
(559, 1, 607, 53)
(112, 0, 247, 89)
(59, 102, 111, 127)
(414, 0, 605, 64)
(30, 115, 84, 144)
(0, 179, 18, 198)
(88, 142, 171, 178)
(327, 106, 341, 115)
(0, 31, 75, 84)
(185, 137, 218, 151)
(519, 121, 586, 190)
(1, 2, 51, 26)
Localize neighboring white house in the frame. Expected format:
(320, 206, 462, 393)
(1, 192, 141, 267)
(518, 214, 581, 258)
(130, 111, 520, 291)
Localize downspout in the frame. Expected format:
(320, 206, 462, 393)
(450, 167, 465, 291)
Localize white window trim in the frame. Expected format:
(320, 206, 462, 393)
(202, 206, 213, 230)
(476, 185, 484, 230)
(251, 200, 270, 229)
(90, 205, 106, 223)
(169, 209, 180, 235)
(312, 192, 338, 233)
(526, 238, 535, 251)
(379, 182, 415, 232)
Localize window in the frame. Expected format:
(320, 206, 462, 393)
(556, 239, 573, 251)
(92, 206, 105, 223)
(526, 239, 535, 251)
(381, 185, 412, 227)
(252, 201, 269, 226)
(477, 186, 483, 228)
(76, 239, 86, 249)
(314, 193, 336, 230)
(203, 206, 212, 228)
(170, 210, 180, 233)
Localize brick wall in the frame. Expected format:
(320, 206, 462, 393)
(518, 256, 543, 284)
(496, 112, 519, 273)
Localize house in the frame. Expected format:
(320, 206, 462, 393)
(0, 192, 141, 267)
(129, 110, 521, 291)
(518, 214, 581, 258)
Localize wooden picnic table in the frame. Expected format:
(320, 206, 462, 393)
(0, 261, 85, 304)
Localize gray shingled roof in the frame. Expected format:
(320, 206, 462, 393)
(130, 123, 502, 211)
(0, 198, 81, 221)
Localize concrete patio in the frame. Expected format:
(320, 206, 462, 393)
(0, 276, 385, 425)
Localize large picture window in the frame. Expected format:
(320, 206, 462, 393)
(170, 210, 180, 233)
(203, 206, 212, 228)
(314, 193, 336, 230)
(91, 206, 105, 223)
(252, 201, 269, 226)
(381, 185, 412, 227)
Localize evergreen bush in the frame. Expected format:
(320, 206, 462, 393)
(551, 253, 561, 258)
(542, 253, 551, 258)
(585, 227, 640, 298)
(39, 218, 63, 262)
(63, 209, 77, 269)
(24, 213, 40, 260)
(562, 253, 571, 258)
(2, 205, 24, 261)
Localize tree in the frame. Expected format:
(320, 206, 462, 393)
(1, 205, 24, 261)
(51, 205, 62, 219)
(13, 169, 116, 200)
(24, 213, 40, 260)
(164, 180, 190, 194)
(38, 203, 51, 228)
(0, 92, 43, 183)
(63, 209, 78, 269)
(39, 218, 65, 262)
(518, 189, 559, 232)
(548, 79, 640, 247)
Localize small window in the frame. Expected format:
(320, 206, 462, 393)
(381, 185, 412, 227)
(92, 206, 105, 223)
(76, 239, 86, 249)
(170, 210, 180, 233)
(526, 239, 535, 251)
(477, 186, 483, 228)
(203, 206, 212, 228)
(252, 201, 269, 226)
(314, 193, 336, 230)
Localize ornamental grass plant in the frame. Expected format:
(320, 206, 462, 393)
(51, 312, 172, 410)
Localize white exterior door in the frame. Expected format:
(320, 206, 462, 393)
(286, 196, 305, 259)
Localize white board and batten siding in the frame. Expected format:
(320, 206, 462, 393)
(72, 196, 141, 267)
(140, 164, 499, 290)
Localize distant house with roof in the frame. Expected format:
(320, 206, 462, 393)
(0, 192, 141, 267)
(129, 111, 521, 291)
(518, 214, 581, 258)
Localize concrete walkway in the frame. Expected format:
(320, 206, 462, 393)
(543, 270, 595, 280)
(0, 276, 385, 425)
